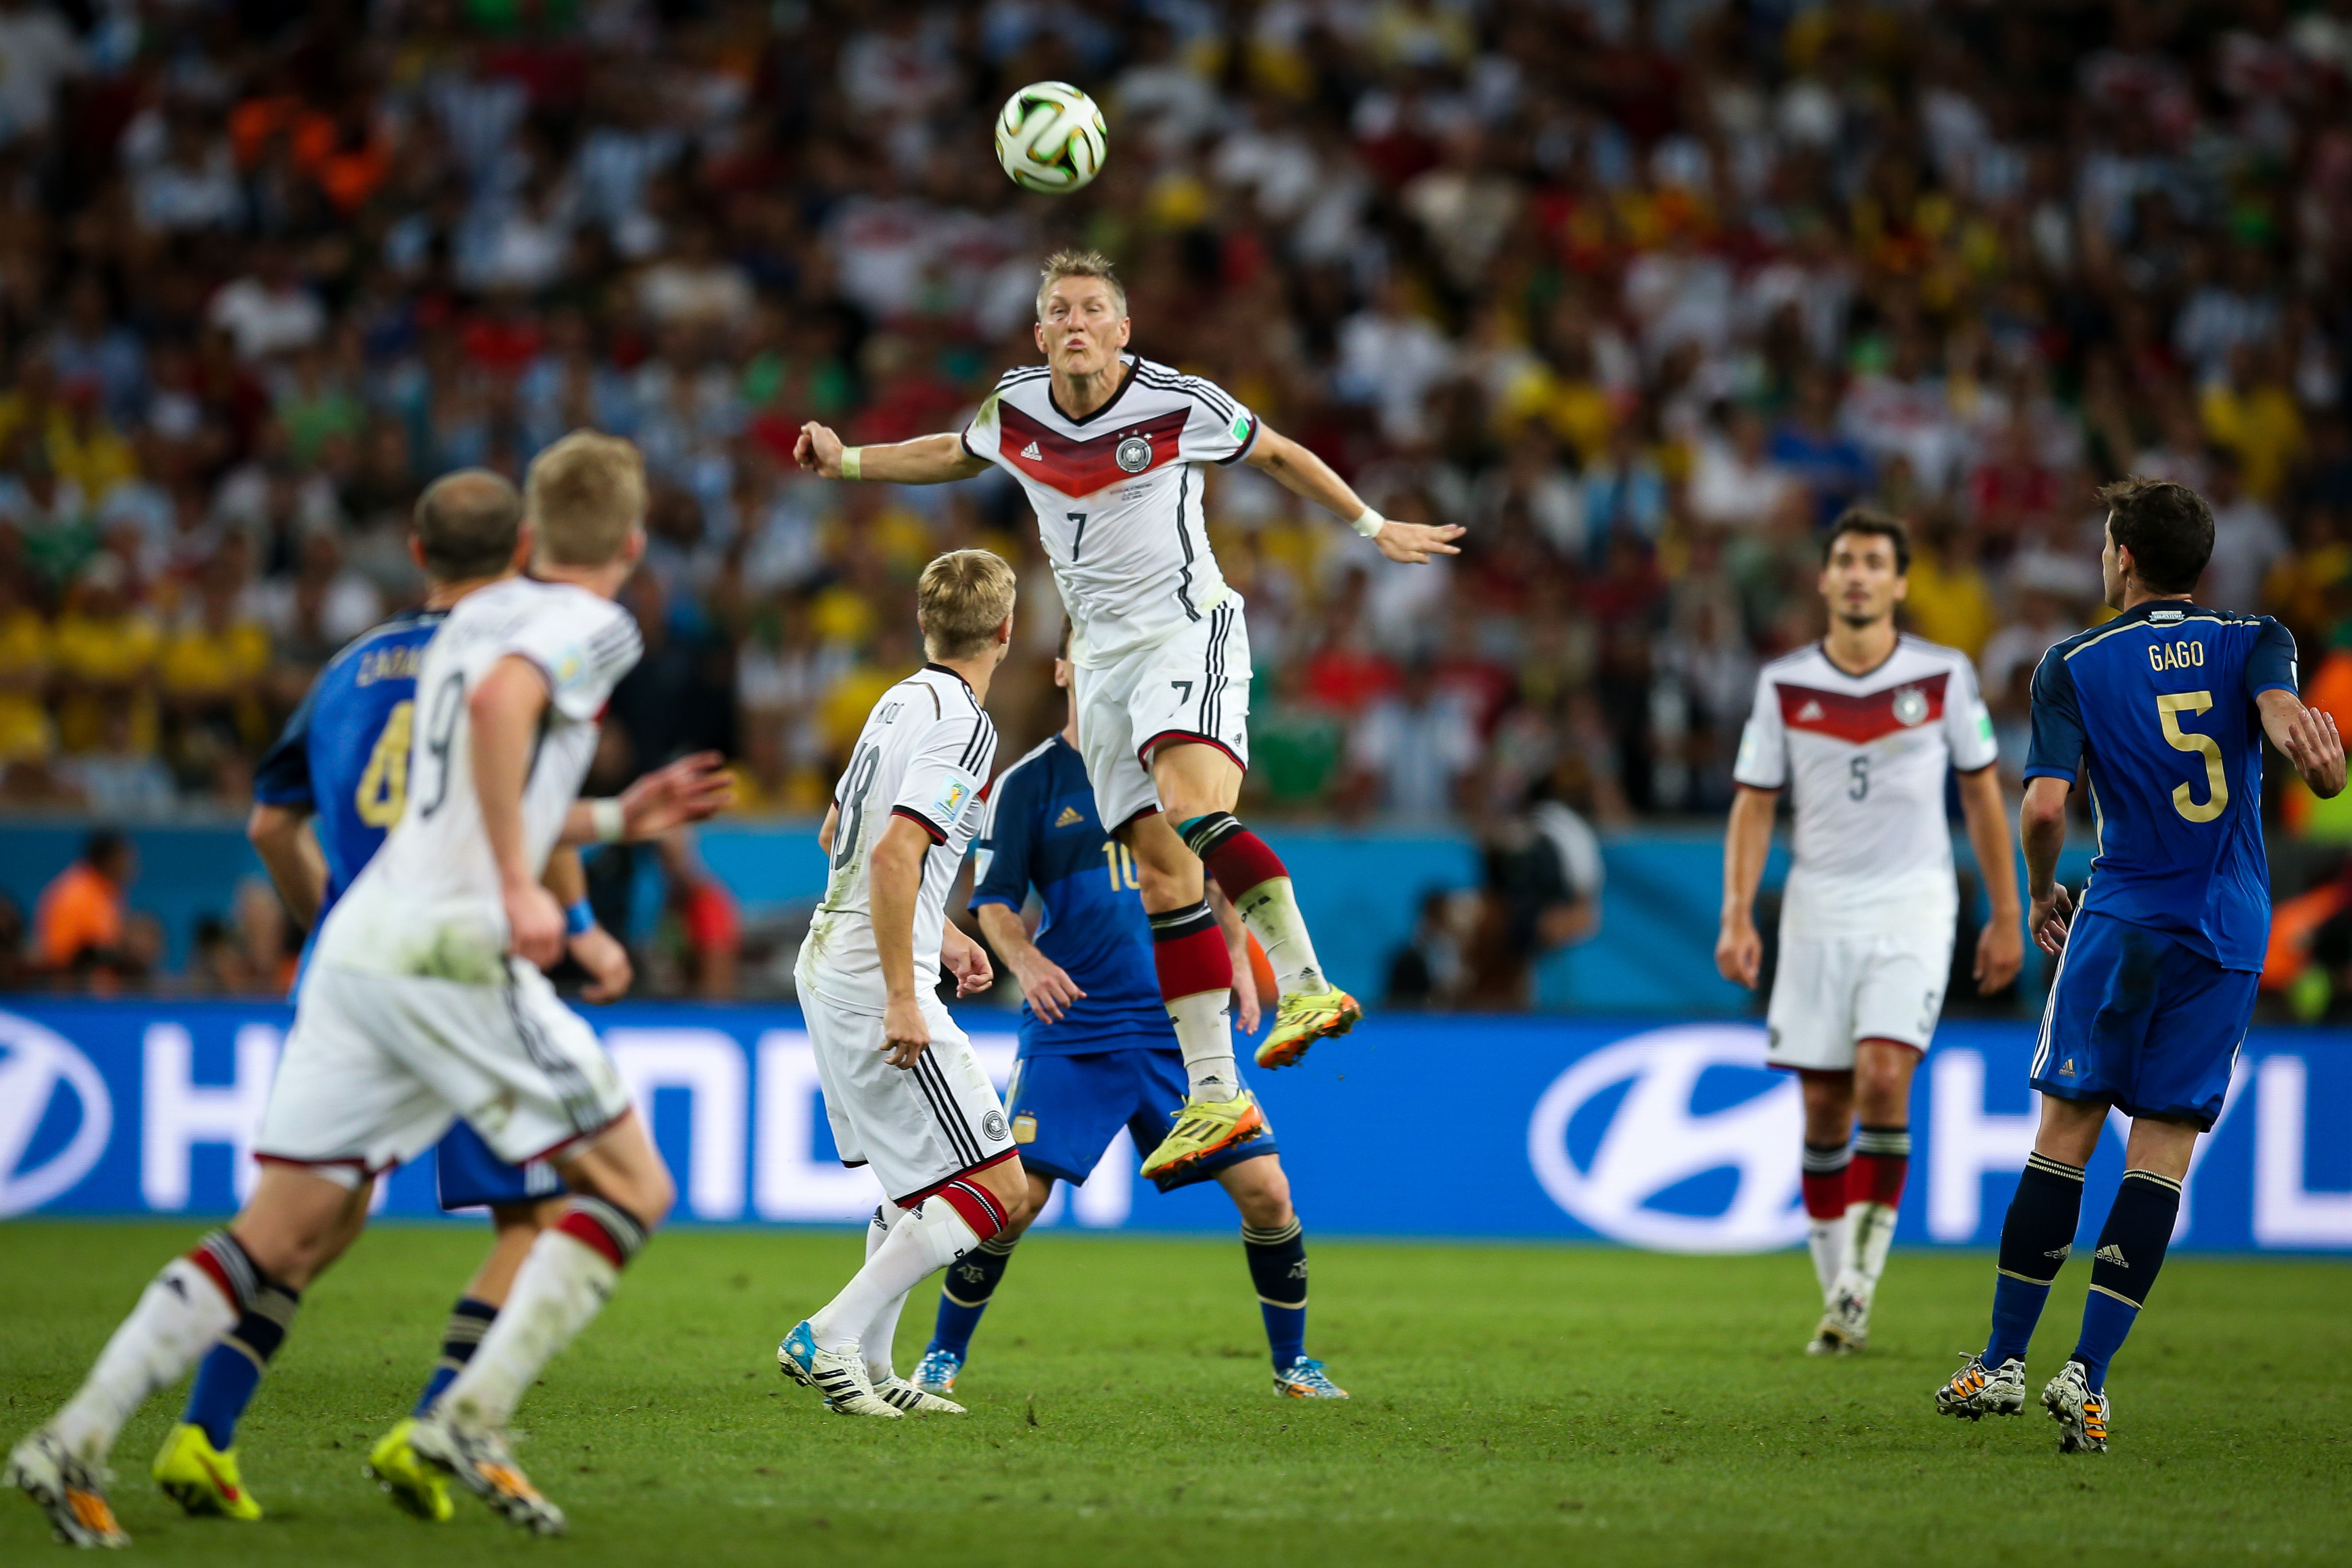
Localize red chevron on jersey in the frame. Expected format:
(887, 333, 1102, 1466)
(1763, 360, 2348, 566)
(997, 403, 1190, 498)
(1777, 670, 1949, 744)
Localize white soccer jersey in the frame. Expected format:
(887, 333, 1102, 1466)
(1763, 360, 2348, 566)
(798, 664, 998, 1013)
(1733, 635, 1998, 937)
(961, 354, 1259, 667)
(316, 576, 642, 982)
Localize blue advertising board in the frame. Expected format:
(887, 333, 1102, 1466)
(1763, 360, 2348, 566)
(3, 1001, 2348, 1253)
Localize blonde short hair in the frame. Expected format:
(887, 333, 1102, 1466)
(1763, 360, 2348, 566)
(917, 549, 1018, 660)
(1035, 250, 1127, 323)
(525, 431, 646, 567)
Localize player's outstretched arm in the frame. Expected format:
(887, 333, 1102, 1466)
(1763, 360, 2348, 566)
(246, 803, 327, 929)
(1954, 767, 2025, 993)
(472, 655, 567, 970)
(2259, 690, 2348, 799)
(1715, 785, 1777, 987)
(870, 814, 937, 1067)
(559, 751, 736, 847)
(2018, 775, 2075, 956)
(974, 900, 1086, 1023)
(793, 421, 988, 484)
(1244, 425, 1464, 563)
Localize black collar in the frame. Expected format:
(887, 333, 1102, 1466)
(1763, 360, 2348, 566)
(1817, 632, 1901, 681)
(924, 661, 974, 690)
(2111, 597, 2205, 623)
(1049, 358, 1137, 427)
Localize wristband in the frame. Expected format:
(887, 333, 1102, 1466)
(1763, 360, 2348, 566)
(839, 446, 863, 481)
(590, 797, 626, 843)
(1351, 506, 1386, 539)
(564, 899, 595, 937)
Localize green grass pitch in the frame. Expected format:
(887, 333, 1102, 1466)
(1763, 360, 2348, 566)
(2, 1222, 2346, 1566)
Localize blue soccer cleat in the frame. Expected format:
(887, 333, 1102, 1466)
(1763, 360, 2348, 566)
(1272, 1356, 1349, 1399)
(912, 1347, 962, 1397)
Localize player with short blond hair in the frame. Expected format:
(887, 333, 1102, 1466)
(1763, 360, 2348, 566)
(794, 252, 1462, 1182)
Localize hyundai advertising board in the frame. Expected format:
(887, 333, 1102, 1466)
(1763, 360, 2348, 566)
(4, 1002, 2349, 1253)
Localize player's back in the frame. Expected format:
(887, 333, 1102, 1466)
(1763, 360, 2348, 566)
(970, 734, 1164, 1046)
(799, 664, 997, 1013)
(2026, 601, 2298, 967)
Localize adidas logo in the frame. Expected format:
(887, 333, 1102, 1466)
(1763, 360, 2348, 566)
(1054, 805, 1084, 827)
(2044, 1244, 2073, 1261)
(2094, 1244, 2129, 1268)
(1797, 700, 1824, 721)
(1021, 440, 1042, 460)
(2059, 1057, 2077, 1077)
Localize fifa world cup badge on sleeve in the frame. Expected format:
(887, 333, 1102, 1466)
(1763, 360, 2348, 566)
(934, 776, 971, 826)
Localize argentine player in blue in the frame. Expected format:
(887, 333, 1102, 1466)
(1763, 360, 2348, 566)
(1936, 477, 2343, 1453)
(913, 631, 1346, 1400)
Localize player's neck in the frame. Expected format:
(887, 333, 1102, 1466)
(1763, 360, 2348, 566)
(929, 654, 997, 705)
(423, 572, 508, 610)
(1821, 616, 1898, 676)
(533, 559, 633, 601)
(1051, 356, 1127, 420)
(2117, 582, 2194, 613)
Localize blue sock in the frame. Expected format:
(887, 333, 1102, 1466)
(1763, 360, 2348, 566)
(1984, 1152, 2085, 1368)
(1242, 1216, 1308, 1367)
(181, 1281, 299, 1450)
(2070, 1169, 2182, 1389)
(415, 1297, 499, 1418)
(926, 1236, 1019, 1360)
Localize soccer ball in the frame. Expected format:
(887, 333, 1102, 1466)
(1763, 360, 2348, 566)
(995, 81, 1107, 194)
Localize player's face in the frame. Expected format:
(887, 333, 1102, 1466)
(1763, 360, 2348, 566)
(2100, 512, 2125, 609)
(1818, 532, 1906, 626)
(1034, 279, 1131, 378)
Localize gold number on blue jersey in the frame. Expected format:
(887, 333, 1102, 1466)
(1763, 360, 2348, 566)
(2156, 691, 2227, 823)
(354, 698, 414, 828)
(1101, 840, 1141, 890)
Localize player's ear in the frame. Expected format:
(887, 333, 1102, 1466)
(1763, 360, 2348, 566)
(1890, 571, 1910, 603)
(408, 531, 427, 572)
(509, 521, 534, 573)
(1116, 315, 1132, 347)
(1034, 320, 1047, 353)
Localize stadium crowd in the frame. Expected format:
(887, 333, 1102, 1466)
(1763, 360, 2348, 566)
(7, 0, 2352, 992)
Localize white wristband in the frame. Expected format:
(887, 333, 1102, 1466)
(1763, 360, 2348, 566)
(839, 446, 863, 481)
(1351, 506, 1386, 539)
(591, 798, 626, 843)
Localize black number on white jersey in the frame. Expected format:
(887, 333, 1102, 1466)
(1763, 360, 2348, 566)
(834, 743, 882, 871)
(1848, 755, 1869, 801)
(1068, 511, 1088, 561)
(416, 671, 466, 819)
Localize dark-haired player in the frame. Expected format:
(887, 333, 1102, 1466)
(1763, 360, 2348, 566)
(1721, 510, 2023, 1355)
(1936, 478, 2342, 1452)
(911, 628, 1345, 1402)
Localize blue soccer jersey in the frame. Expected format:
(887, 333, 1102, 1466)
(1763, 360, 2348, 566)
(969, 734, 1169, 1052)
(2023, 601, 2298, 970)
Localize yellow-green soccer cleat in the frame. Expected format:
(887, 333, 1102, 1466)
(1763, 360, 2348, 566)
(363, 1418, 454, 1523)
(1139, 1090, 1267, 1180)
(1254, 989, 1362, 1070)
(152, 1422, 262, 1522)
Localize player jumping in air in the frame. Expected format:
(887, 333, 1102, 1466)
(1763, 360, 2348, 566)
(143, 468, 728, 1529)
(911, 624, 1345, 1402)
(793, 250, 1461, 1181)
(1936, 478, 2343, 1452)
(8, 433, 688, 1543)
(775, 549, 1020, 1419)
(1719, 510, 2024, 1355)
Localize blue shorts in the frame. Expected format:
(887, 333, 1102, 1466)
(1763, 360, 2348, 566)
(1007, 1047, 1277, 1194)
(2032, 909, 2255, 1129)
(434, 1121, 566, 1212)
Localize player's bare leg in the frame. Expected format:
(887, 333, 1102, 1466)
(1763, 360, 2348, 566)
(410, 1113, 673, 1535)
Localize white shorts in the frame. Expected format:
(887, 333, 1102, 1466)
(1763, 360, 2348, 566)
(256, 960, 631, 1182)
(806, 992, 1016, 1204)
(1072, 600, 1251, 829)
(1765, 925, 1953, 1071)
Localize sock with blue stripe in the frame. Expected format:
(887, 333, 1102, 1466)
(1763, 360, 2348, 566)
(927, 1234, 1020, 1360)
(2069, 1169, 2181, 1390)
(182, 1279, 301, 1449)
(414, 1297, 499, 1417)
(1242, 1217, 1308, 1368)
(1985, 1152, 2085, 1368)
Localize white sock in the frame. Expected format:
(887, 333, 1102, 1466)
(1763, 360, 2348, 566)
(1167, 989, 1239, 1103)
(1805, 1216, 1846, 1301)
(441, 1229, 618, 1432)
(53, 1256, 238, 1462)
(1848, 1200, 1898, 1292)
(1233, 877, 1332, 996)
(809, 1197, 981, 1355)
(857, 1202, 912, 1384)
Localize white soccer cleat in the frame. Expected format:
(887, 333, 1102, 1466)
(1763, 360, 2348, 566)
(847, 1377, 966, 1417)
(2042, 1360, 2111, 1453)
(1935, 1352, 2028, 1420)
(8, 1429, 130, 1548)
(1807, 1274, 1871, 1355)
(777, 1321, 900, 1418)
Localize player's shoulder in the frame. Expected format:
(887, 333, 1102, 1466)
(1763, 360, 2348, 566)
(1128, 355, 1239, 414)
(1756, 643, 1828, 682)
(1894, 632, 1977, 670)
(989, 362, 1055, 404)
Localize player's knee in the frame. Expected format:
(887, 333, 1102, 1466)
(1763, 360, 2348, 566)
(1224, 1158, 1293, 1229)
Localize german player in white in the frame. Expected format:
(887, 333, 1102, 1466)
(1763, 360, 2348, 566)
(1717, 511, 2025, 1355)
(776, 549, 1020, 1419)
(5, 433, 682, 1544)
(793, 250, 1461, 1181)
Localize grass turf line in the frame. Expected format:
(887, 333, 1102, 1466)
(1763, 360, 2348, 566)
(2, 1222, 2346, 1565)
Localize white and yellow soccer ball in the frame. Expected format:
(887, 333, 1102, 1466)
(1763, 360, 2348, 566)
(994, 81, 1107, 194)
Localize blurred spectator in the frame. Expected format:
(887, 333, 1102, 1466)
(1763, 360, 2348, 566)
(1465, 788, 1604, 1008)
(34, 827, 135, 980)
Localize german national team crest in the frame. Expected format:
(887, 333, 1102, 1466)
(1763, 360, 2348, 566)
(982, 1110, 1009, 1142)
(1114, 434, 1152, 473)
(1891, 686, 1929, 727)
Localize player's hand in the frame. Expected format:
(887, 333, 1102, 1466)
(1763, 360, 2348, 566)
(569, 923, 633, 1002)
(882, 995, 931, 1068)
(1974, 910, 2024, 994)
(794, 420, 846, 478)
(2029, 883, 2075, 957)
(504, 880, 566, 971)
(1014, 956, 1086, 1024)
(1226, 934, 1262, 1034)
(1715, 917, 1762, 988)
(2278, 702, 2347, 799)
(618, 752, 736, 839)
(1373, 519, 1465, 564)
(942, 928, 994, 997)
